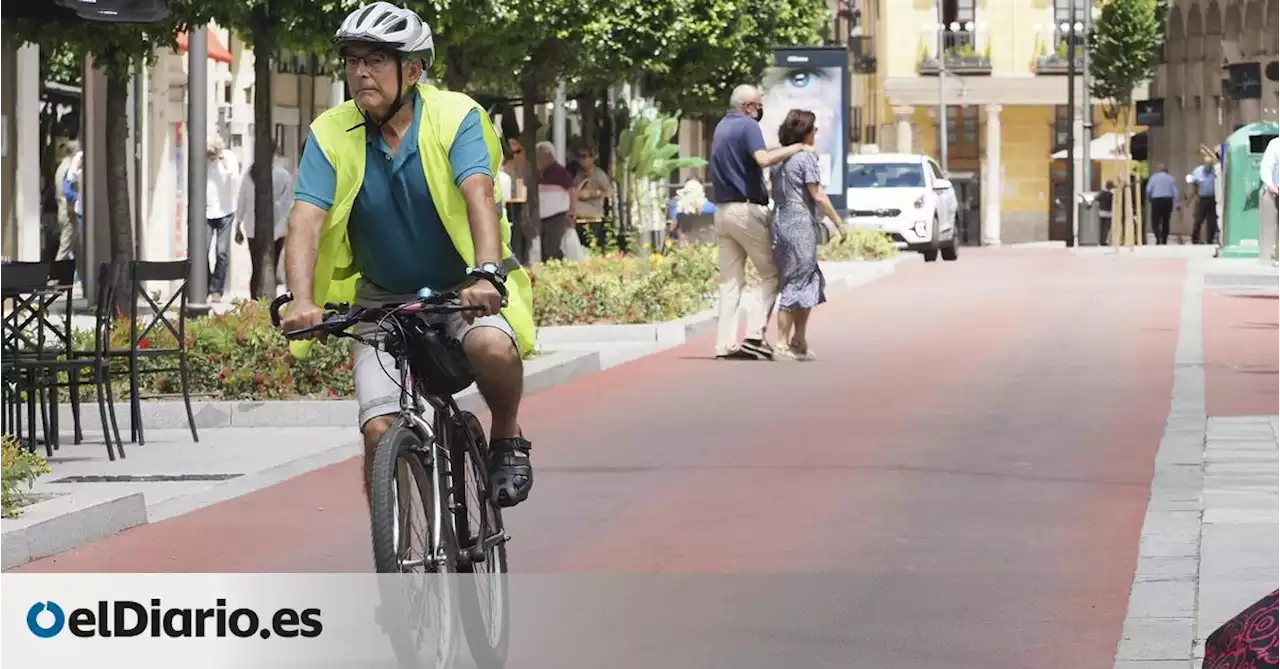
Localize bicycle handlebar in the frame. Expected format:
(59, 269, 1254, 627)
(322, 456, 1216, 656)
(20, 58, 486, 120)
(268, 289, 492, 341)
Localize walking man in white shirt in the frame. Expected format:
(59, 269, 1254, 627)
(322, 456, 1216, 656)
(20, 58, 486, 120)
(1259, 136, 1280, 266)
(234, 141, 294, 298)
(206, 136, 241, 301)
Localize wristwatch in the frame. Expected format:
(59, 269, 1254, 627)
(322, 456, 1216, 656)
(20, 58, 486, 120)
(468, 262, 509, 297)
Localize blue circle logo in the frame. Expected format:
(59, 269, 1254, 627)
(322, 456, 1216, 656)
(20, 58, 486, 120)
(27, 601, 65, 638)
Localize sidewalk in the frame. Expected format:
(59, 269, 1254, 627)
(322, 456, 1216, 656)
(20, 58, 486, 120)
(1112, 256, 1279, 668)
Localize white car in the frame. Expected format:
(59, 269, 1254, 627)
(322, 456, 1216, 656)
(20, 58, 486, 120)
(844, 153, 959, 262)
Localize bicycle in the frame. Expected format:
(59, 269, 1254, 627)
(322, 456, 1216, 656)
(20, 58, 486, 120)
(270, 288, 510, 669)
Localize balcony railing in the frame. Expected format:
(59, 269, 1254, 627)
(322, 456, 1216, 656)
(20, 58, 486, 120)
(917, 28, 992, 76)
(1034, 29, 1086, 74)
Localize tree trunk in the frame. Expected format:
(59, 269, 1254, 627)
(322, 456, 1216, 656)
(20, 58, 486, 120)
(104, 65, 135, 314)
(579, 91, 599, 153)
(251, 6, 276, 300)
(520, 77, 541, 265)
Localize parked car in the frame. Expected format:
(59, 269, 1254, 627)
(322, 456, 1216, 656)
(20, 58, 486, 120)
(845, 153, 959, 262)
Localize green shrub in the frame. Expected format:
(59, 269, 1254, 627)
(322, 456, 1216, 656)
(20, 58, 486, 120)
(2, 435, 51, 518)
(818, 228, 899, 262)
(531, 243, 719, 326)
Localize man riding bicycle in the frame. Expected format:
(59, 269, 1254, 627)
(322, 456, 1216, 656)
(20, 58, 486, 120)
(279, 1, 536, 509)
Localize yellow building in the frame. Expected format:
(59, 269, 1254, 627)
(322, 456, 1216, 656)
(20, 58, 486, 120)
(852, 0, 1146, 245)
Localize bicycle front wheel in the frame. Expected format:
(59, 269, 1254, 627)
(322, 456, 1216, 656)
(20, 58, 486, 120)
(369, 421, 459, 669)
(451, 411, 511, 669)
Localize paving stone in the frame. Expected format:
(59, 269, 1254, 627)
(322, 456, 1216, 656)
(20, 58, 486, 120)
(1203, 508, 1280, 524)
(1127, 580, 1197, 618)
(1133, 556, 1200, 582)
(1138, 533, 1201, 558)
(1115, 617, 1195, 661)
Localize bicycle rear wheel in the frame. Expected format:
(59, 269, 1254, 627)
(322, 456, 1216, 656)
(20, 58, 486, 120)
(450, 411, 511, 669)
(369, 421, 459, 669)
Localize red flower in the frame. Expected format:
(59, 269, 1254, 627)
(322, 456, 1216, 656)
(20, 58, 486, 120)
(138, 337, 150, 349)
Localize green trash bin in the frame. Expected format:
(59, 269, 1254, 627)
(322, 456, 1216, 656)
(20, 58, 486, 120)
(1219, 122, 1280, 258)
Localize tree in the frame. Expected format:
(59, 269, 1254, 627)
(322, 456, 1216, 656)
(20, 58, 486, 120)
(217, 0, 362, 299)
(4, 1, 219, 307)
(1089, 0, 1165, 247)
(642, 0, 828, 120)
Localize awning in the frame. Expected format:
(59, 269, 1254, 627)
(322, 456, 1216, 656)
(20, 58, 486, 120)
(176, 27, 233, 65)
(1051, 132, 1138, 162)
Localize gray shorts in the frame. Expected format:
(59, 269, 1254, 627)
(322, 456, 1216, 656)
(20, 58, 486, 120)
(352, 279, 515, 429)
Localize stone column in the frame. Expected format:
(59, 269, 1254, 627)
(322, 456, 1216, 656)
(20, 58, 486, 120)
(983, 104, 1002, 246)
(14, 44, 40, 262)
(893, 106, 913, 153)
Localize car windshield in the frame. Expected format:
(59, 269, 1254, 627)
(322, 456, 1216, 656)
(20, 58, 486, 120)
(849, 163, 926, 188)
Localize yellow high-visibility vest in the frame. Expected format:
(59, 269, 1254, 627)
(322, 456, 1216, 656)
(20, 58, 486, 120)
(292, 83, 536, 359)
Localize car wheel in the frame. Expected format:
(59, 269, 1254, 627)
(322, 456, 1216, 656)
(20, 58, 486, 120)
(922, 216, 941, 262)
(941, 236, 958, 261)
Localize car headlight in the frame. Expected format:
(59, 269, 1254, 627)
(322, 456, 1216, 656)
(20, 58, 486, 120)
(913, 195, 926, 209)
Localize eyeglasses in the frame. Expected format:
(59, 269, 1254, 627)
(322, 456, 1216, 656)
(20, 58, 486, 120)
(343, 51, 393, 72)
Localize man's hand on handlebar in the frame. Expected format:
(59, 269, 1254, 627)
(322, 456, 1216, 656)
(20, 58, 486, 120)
(459, 280, 503, 324)
(281, 298, 327, 340)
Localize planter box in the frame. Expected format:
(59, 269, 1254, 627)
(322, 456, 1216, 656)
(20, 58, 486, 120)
(1035, 54, 1084, 75)
(919, 56, 992, 76)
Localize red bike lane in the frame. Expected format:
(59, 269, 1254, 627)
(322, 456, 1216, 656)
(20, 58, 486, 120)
(10, 250, 1190, 668)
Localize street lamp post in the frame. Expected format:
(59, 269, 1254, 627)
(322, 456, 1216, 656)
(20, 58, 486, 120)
(937, 5, 948, 172)
(1066, 1, 1077, 247)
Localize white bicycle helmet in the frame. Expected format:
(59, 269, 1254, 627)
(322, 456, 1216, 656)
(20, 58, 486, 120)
(335, 2, 435, 129)
(335, 2, 434, 65)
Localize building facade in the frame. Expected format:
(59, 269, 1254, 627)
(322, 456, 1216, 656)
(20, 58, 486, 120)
(1146, 0, 1279, 238)
(860, 0, 1144, 245)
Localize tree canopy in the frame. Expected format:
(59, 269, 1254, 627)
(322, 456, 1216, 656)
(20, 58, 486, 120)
(1089, 0, 1165, 118)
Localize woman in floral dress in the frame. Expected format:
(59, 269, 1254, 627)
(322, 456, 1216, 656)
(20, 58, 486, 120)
(768, 109, 845, 360)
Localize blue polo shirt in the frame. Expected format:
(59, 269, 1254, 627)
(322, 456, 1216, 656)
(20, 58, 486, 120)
(1188, 165, 1217, 198)
(294, 93, 492, 293)
(708, 111, 768, 205)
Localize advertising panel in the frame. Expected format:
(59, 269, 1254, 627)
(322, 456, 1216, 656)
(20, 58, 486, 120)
(759, 47, 849, 210)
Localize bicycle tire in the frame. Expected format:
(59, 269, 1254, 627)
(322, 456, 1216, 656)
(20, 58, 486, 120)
(369, 421, 459, 669)
(450, 411, 511, 669)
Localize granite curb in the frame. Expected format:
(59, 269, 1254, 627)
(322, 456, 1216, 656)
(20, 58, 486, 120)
(1112, 258, 1207, 668)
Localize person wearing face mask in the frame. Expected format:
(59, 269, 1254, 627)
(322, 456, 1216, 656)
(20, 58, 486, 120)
(707, 84, 814, 361)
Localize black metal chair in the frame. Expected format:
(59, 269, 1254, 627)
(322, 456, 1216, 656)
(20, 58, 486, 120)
(2, 262, 52, 449)
(18, 262, 124, 460)
(107, 260, 198, 445)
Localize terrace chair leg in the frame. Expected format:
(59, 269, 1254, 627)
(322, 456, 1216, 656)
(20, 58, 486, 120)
(94, 366, 118, 461)
(130, 358, 145, 446)
(36, 377, 51, 450)
(102, 364, 124, 458)
(69, 372, 84, 444)
(179, 352, 198, 443)
(26, 370, 44, 457)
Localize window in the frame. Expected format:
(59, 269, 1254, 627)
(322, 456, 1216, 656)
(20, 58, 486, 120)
(849, 163, 927, 188)
(941, 0, 976, 52)
(946, 106, 979, 144)
(1054, 0, 1088, 49)
(1052, 105, 1071, 151)
(927, 160, 945, 180)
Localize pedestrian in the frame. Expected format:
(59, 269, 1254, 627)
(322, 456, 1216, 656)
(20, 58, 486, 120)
(573, 147, 613, 251)
(234, 140, 293, 298)
(53, 140, 81, 262)
(1145, 164, 1176, 245)
(768, 109, 846, 362)
(707, 84, 813, 361)
(534, 141, 577, 262)
(1097, 180, 1115, 246)
(1186, 149, 1219, 245)
(206, 135, 241, 302)
(666, 177, 716, 244)
(1258, 135, 1279, 266)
